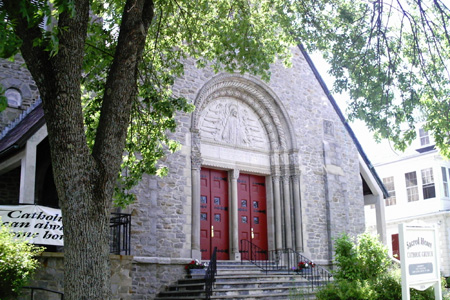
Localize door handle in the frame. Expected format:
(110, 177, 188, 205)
(251, 228, 254, 239)
(211, 225, 214, 238)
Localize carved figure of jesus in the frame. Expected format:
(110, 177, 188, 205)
(221, 105, 250, 146)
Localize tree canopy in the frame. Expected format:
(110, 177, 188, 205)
(310, 0, 450, 157)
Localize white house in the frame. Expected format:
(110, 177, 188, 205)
(365, 128, 450, 276)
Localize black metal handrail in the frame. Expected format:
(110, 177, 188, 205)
(205, 247, 217, 300)
(109, 213, 131, 255)
(240, 239, 332, 289)
(22, 286, 64, 300)
(240, 239, 269, 269)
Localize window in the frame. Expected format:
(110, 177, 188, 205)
(405, 172, 419, 202)
(419, 128, 430, 146)
(421, 168, 435, 199)
(382, 176, 396, 206)
(442, 167, 449, 197)
(5, 88, 22, 108)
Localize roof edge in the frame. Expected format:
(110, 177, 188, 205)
(298, 44, 389, 198)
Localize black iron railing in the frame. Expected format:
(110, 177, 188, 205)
(240, 239, 332, 289)
(205, 247, 217, 300)
(109, 213, 131, 255)
(22, 286, 64, 300)
(240, 239, 268, 264)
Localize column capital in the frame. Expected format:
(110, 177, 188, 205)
(231, 169, 240, 180)
(291, 174, 300, 182)
(191, 153, 203, 170)
(281, 175, 290, 183)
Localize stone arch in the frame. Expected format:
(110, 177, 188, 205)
(191, 73, 297, 154)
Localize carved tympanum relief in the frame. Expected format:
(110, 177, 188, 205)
(198, 98, 269, 150)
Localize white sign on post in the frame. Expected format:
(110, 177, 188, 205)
(0, 205, 64, 246)
(399, 223, 442, 300)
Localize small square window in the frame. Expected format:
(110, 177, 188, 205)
(253, 201, 259, 208)
(214, 214, 221, 222)
(242, 216, 248, 223)
(253, 217, 259, 224)
(241, 200, 247, 207)
(201, 196, 207, 204)
(201, 213, 207, 221)
(214, 197, 220, 205)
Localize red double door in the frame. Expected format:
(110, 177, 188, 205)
(237, 174, 268, 260)
(200, 168, 267, 260)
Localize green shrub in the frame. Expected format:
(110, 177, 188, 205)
(0, 223, 43, 300)
(316, 280, 375, 300)
(317, 232, 444, 300)
(333, 232, 390, 282)
(371, 271, 402, 300)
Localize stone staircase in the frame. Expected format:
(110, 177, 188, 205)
(155, 261, 324, 300)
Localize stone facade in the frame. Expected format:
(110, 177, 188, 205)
(127, 46, 365, 297)
(0, 55, 40, 132)
(1, 45, 369, 299)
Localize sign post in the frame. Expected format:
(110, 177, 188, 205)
(399, 223, 441, 300)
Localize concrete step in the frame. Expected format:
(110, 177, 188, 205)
(212, 274, 322, 284)
(213, 278, 311, 289)
(156, 260, 324, 299)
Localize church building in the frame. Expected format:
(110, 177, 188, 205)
(0, 45, 387, 298)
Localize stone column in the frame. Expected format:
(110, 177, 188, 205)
(191, 165, 201, 260)
(230, 169, 240, 260)
(272, 175, 282, 250)
(292, 175, 303, 252)
(282, 176, 293, 249)
(191, 130, 202, 259)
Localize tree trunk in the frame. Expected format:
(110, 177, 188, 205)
(3, 0, 154, 299)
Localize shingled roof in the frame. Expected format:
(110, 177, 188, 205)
(0, 102, 45, 158)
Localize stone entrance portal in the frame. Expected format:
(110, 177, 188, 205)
(190, 74, 303, 260)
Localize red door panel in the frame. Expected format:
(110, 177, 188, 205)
(200, 168, 229, 260)
(238, 173, 268, 260)
(250, 175, 268, 257)
(200, 170, 211, 259)
(392, 233, 400, 260)
(238, 175, 251, 254)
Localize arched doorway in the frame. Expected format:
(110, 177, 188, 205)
(191, 74, 302, 260)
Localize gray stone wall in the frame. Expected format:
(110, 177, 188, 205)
(131, 257, 190, 299)
(266, 48, 364, 261)
(129, 146, 192, 258)
(18, 253, 133, 300)
(0, 166, 20, 205)
(0, 56, 40, 132)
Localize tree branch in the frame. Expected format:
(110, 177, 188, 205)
(92, 0, 154, 189)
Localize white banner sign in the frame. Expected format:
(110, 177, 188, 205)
(0, 205, 64, 246)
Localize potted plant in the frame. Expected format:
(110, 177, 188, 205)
(185, 259, 206, 276)
(294, 261, 315, 274)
